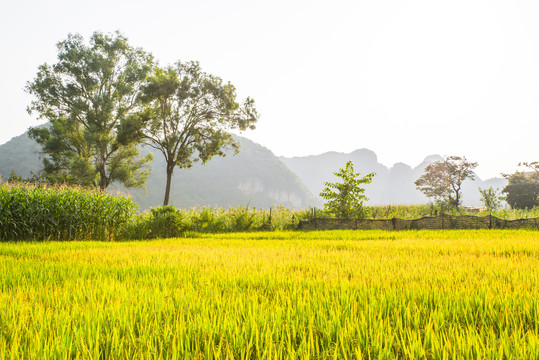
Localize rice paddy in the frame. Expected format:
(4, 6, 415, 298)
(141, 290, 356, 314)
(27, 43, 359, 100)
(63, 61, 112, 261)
(1, 230, 538, 359)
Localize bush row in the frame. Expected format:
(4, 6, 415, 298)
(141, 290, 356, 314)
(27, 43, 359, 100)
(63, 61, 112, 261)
(122, 203, 539, 240)
(120, 205, 313, 240)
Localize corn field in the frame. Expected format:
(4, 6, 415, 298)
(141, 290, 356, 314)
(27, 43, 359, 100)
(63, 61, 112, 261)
(0, 183, 136, 241)
(1, 230, 538, 358)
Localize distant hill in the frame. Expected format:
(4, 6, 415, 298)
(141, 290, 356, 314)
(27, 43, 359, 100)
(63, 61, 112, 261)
(0, 132, 43, 179)
(0, 127, 508, 208)
(0, 129, 318, 210)
(280, 151, 507, 207)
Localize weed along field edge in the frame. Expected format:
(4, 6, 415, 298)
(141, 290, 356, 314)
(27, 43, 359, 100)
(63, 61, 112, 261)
(1, 230, 539, 358)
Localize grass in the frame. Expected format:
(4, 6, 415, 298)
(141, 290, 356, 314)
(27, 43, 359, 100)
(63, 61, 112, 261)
(1, 230, 538, 358)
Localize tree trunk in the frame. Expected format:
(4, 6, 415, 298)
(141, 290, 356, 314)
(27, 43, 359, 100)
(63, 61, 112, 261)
(99, 167, 108, 191)
(163, 163, 174, 206)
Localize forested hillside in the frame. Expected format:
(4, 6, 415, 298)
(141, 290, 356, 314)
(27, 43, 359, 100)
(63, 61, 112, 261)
(0, 130, 317, 210)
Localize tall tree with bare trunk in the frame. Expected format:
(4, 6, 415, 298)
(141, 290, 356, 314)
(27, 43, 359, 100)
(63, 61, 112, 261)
(126, 61, 259, 205)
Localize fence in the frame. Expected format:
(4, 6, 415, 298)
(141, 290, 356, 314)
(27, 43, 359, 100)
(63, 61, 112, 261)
(297, 215, 539, 231)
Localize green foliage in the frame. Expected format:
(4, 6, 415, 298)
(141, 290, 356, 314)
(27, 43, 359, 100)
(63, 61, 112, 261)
(0, 182, 136, 241)
(227, 204, 257, 231)
(479, 186, 504, 211)
(502, 172, 539, 210)
(364, 203, 539, 220)
(8, 170, 23, 182)
(146, 206, 190, 239)
(191, 207, 227, 233)
(367, 204, 441, 219)
(319, 161, 375, 219)
(26, 31, 153, 190)
(127, 61, 259, 205)
(121, 205, 306, 237)
(266, 205, 302, 230)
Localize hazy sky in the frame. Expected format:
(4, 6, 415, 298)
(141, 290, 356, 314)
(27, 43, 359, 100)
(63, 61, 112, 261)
(1, 0, 538, 179)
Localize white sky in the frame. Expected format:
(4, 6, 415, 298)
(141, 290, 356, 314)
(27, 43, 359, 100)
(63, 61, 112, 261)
(1, 0, 538, 179)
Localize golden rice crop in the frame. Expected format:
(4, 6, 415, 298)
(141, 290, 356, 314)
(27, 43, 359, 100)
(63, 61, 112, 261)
(0, 230, 538, 358)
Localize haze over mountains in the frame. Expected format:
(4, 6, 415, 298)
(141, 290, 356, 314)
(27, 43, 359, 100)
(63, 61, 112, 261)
(0, 128, 507, 209)
(280, 150, 507, 207)
(0, 130, 316, 210)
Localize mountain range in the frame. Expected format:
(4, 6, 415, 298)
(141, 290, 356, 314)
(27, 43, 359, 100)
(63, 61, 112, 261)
(0, 130, 316, 210)
(0, 128, 507, 209)
(280, 150, 507, 207)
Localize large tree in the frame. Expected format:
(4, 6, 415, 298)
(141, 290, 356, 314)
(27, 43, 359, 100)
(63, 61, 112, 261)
(502, 163, 539, 210)
(319, 161, 375, 219)
(126, 61, 259, 205)
(26, 31, 153, 190)
(415, 156, 477, 211)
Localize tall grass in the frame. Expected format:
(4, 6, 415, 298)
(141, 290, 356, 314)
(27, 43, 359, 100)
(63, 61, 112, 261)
(367, 203, 539, 220)
(121, 204, 539, 238)
(0, 182, 136, 241)
(121, 205, 310, 239)
(0, 230, 538, 358)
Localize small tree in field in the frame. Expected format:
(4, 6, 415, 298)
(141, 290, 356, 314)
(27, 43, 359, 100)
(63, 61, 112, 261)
(415, 156, 477, 211)
(319, 161, 375, 219)
(479, 186, 504, 212)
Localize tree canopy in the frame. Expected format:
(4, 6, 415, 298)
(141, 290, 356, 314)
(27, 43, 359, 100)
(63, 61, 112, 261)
(479, 186, 504, 212)
(415, 161, 451, 204)
(502, 168, 539, 210)
(125, 61, 259, 205)
(415, 156, 477, 210)
(319, 161, 375, 219)
(26, 31, 153, 190)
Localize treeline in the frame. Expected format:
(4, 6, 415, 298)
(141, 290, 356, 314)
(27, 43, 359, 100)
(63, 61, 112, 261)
(415, 157, 539, 212)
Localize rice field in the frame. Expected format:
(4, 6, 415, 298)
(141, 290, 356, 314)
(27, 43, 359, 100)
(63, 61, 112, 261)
(1, 230, 538, 359)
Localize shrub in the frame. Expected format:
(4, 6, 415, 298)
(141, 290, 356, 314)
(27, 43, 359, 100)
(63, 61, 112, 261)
(191, 207, 227, 233)
(227, 205, 257, 232)
(146, 205, 190, 239)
